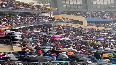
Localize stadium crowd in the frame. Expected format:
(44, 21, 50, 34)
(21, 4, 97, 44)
(0, 0, 115, 65)
(0, 0, 48, 11)
(0, 12, 114, 65)
(0, 22, 115, 64)
(87, 23, 113, 28)
(0, 11, 114, 65)
(17, 25, 116, 64)
(0, 14, 56, 27)
(62, 11, 116, 19)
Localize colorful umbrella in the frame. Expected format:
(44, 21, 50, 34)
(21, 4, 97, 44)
(53, 35, 62, 37)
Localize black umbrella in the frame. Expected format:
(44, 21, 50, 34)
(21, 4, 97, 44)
(70, 54, 90, 62)
(102, 51, 112, 53)
(71, 54, 88, 58)
(79, 57, 91, 61)
(24, 56, 53, 62)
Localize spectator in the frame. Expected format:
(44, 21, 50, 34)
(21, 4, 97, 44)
(57, 52, 69, 61)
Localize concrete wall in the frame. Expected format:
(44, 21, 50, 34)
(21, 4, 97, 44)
(0, 46, 21, 52)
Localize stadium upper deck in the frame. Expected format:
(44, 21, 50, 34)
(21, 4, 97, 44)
(50, 0, 116, 14)
(0, 0, 54, 12)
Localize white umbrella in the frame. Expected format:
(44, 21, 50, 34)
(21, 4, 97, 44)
(60, 38, 71, 40)
(110, 39, 115, 41)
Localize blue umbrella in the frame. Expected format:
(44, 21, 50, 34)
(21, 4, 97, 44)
(23, 31, 30, 32)
(37, 33, 47, 35)
(33, 39, 38, 40)
(96, 38, 104, 40)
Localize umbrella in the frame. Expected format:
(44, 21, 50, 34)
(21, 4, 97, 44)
(49, 31, 57, 34)
(60, 38, 71, 40)
(23, 31, 30, 33)
(24, 56, 53, 62)
(20, 26, 25, 28)
(70, 54, 90, 62)
(34, 30, 40, 32)
(15, 27, 20, 29)
(96, 38, 104, 40)
(36, 32, 47, 35)
(60, 48, 76, 52)
(0, 26, 10, 30)
(33, 39, 38, 40)
(100, 33, 108, 35)
(102, 51, 112, 53)
(110, 39, 115, 42)
(40, 46, 53, 49)
(81, 40, 91, 42)
(79, 57, 90, 61)
(53, 35, 62, 37)
(29, 25, 34, 26)
(71, 54, 88, 59)
(50, 37, 62, 40)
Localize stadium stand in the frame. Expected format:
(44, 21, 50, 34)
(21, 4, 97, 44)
(0, 0, 51, 11)
(0, 0, 115, 65)
(62, 11, 116, 19)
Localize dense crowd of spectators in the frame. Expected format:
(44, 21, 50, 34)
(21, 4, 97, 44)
(62, 11, 116, 19)
(0, 13, 114, 65)
(0, 0, 49, 11)
(87, 23, 113, 28)
(0, 13, 114, 29)
(0, 14, 57, 27)
(16, 25, 116, 64)
(0, 0, 115, 65)
(0, 24, 115, 64)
